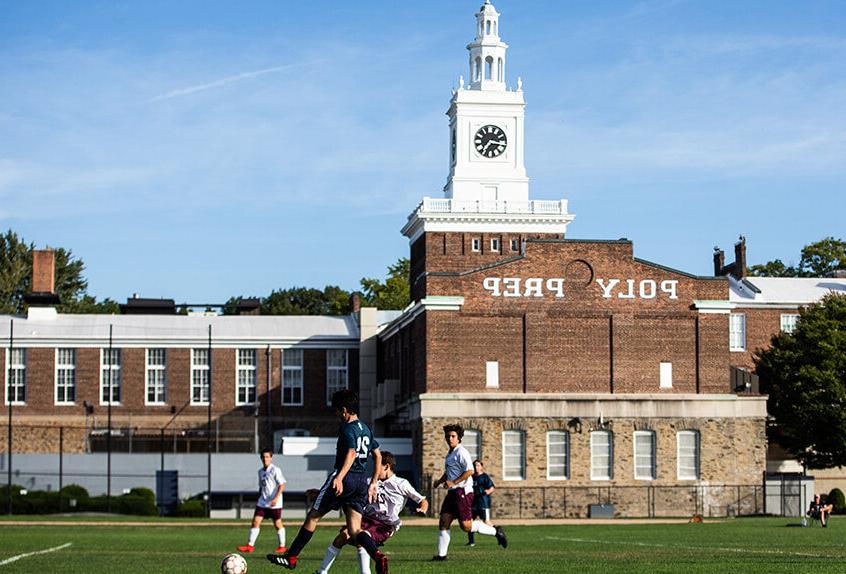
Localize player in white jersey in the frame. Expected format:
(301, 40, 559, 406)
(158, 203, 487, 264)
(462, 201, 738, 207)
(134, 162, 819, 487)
(431, 424, 507, 561)
(238, 448, 287, 554)
(314, 451, 428, 574)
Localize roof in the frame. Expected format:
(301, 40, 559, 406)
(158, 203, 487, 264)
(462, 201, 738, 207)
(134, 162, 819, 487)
(730, 276, 846, 306)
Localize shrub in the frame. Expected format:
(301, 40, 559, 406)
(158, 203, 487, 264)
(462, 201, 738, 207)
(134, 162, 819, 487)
(828, 488, 846, 514)
(128, 487, 155, 505)
(176, 499, 206, 517)
(118, 494, 157, 516)
(60, 484, 90, 499)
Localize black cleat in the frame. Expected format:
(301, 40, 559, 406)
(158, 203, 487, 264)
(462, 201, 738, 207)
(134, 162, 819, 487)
(431, 555, 448, 561)
(375, 551, 390, 574)
(495, 526, 508, 549)
(267, 552, 297, 569)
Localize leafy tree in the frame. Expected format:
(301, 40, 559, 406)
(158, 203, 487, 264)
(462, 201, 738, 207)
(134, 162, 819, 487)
(59, 295, 120, 314)
(749, 237, 845, 278)
(755, 293, 846, 468)
(0, 230, 31, 314)
(748, 259, 798, 278)
(225, 287, 353, 316)
(360, 257, 410, 310)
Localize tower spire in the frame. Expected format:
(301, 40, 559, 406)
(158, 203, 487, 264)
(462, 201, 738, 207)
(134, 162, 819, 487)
(467, 1, 508, 91)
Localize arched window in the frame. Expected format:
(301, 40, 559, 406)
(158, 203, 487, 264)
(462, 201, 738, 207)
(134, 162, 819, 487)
(475, 57, 482, 82)
(486, 20, 491, 35)
(497, 58, 503, 82)
(485, 56, 493, 81)
(494, 21, 497, 36)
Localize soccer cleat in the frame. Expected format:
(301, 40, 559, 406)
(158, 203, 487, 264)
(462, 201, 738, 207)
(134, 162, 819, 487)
(495, 526, 508, 549)
(275, 546, 288, 553)
(374, 551, 390, 574)
(267, 552, 298, 569)
(237, 545, 255, 553)
(465, 542, 475, 547)
(431, 555, 448, 561)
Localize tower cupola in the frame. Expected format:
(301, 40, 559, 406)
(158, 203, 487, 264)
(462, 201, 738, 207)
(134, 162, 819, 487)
(467, 1, 508, 91)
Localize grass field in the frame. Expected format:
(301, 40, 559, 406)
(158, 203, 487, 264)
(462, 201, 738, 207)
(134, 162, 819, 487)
(0, 517, 844, 573)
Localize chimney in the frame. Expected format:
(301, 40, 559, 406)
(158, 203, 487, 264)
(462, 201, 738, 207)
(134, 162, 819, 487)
(713, 247, 725, 276)
(32, 249, 56, 294)
(350, 292, 362, 313)
(732, 236, 747, 280)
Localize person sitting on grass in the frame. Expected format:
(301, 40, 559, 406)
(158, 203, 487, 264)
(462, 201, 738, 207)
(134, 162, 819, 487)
(807, 494, 834, 527)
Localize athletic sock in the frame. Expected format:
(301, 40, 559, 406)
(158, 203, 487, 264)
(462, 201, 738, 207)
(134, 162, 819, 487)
(471, 520, 497, 536)
(437, 529, 451, 557)
(354, 531, 379, 559)
(467, 532, 475, 544)
(287, 526, 315, 557)
(316, 543, 342, 574)
(357, 546, 372, 574)
(277, 527, 287, 547)
(248, 527, 260, 546)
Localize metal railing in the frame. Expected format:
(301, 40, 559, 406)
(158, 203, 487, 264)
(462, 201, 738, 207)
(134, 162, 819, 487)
(417, 197, 568, 216)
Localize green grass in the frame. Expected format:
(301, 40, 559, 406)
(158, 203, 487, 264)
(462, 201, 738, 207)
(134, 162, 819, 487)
(0, 517, 844, 573)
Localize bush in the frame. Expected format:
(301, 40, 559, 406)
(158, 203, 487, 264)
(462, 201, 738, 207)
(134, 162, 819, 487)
(60, 484, 90, 499)
(128, 487, 155, 505)
(117, 494, 157, 516)
(828, 488, 846, 514)
(176, 499, 206, 518)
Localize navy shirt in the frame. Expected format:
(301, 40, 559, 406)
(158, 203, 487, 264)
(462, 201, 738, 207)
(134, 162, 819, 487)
(335, 418, 379, 474)
(473, 473, 495, 508)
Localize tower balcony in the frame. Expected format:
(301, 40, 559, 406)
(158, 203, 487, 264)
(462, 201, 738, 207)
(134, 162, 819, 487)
(416, 197, 568, 216)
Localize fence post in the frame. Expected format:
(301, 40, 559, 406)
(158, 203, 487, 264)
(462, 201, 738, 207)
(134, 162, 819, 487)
(58, 427, 64, 513)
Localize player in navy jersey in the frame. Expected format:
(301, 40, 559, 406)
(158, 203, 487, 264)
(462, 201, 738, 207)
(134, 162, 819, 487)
(466, 459, 495, 547)
(268, 390, 385, 573)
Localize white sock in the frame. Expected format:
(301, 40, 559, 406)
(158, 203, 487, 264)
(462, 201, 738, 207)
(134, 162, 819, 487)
(357, 546, 372, 574)
(277, 527, 286, 547)
(471, 520, 497, 536)
(437, 529, 451, 557)
(248, 527, 260, 546)
(317, 544, 341, 574)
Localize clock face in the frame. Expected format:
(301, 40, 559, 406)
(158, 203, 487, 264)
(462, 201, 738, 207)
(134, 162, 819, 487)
(474, 125, 507, 158)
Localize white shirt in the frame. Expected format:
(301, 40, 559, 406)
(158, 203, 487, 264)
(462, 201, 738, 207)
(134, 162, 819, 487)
(365, 474, 426, 528)
(444, 444, 474, 494)
(258, 464, 286, 509)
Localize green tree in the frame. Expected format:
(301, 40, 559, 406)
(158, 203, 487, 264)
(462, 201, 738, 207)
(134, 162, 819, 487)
(755, 293, 846, 468)
(60, 295, 120, 314)
(360, 257, 410, 310)
(748, 259, 798, 278)
(749, 237, 845, 278)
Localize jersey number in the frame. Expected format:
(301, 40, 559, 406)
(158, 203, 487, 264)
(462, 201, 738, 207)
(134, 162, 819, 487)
(355, 436, 370, 460)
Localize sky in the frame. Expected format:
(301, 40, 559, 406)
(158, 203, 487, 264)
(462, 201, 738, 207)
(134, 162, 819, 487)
(1, 0, 844, 304)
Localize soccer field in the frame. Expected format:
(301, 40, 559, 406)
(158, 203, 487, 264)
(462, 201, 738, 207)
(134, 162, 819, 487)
(0, 517, 843, 574)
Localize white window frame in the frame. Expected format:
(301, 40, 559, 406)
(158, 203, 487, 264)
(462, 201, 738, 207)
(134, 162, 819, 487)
(236, 349, 257, 406)
(633, 431, 657, 480)
(590, 430, 613, 481)
(5, 348, 26, 406)
(547, 430, 569, 480)
(471, 237, 481, 252)
(283, 348, 304, 406)
(463, 429, 481, 461)
(326, 349, 349, 406)
(729, 313, 746, 351)
(659, 362, 673, 389)
(780, 313, 800, 334)
(145, 348, 167, 405)
(677, 430, 701, 480)
(490, 238, 500, 252)
(190, 348, 210, 406)
(100, 348, 121, 406)
(502, 430, 526, 481)
(55, 348, 76, 405)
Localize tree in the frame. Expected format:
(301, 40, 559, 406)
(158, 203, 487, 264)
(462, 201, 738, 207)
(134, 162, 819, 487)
(755, 293, 846, 468)
(223, 287, 353, 316)
(749, 237, 845, 278)
(360, 257, 410, 310)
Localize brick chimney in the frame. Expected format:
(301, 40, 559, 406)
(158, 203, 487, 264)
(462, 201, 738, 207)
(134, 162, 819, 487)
(713, 247, 725, 276)
(732, 236, 747, 280)
(32, 249, 56, 294)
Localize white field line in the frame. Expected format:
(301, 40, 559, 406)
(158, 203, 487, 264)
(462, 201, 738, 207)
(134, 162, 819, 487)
(0, 542, 73, 566)
(545, 536, 822, 558)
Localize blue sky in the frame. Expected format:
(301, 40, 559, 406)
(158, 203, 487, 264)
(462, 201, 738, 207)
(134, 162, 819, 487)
(1, 1, 844, 303)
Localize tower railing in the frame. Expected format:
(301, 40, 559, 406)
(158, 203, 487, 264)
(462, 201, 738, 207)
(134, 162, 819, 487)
(417, 198, 568, 216)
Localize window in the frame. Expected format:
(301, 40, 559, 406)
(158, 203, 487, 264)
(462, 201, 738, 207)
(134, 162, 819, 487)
(485, 361, 499, 388)
(659, 362, 673, 389)
(283, 348, 304, 406)
(490, 238, 500, 252)
(100, 348, 121, 405)
(547, 431, 569, 480)
(55, 349, 76, 404)
(145, 349, 167, 405)
(326, 350, 348, 405)
(502, 430, 525, 480)
(236, 349, 257, 405)
(510, 238, 519, 252)
(485, 56, 493, 80)
(486, 19, 491, 35)
(464, 429, 481, 461)
(677, 431, 700, 480)
(729, 313, 746, 351)
(474, 57, 482, 82)
(590, 430, 613, 480)
(634, 431, 656, 480)
(471, 238, 481, 252)
(191, 349, 210, 405)
(781, 313, 800, 334)
(5, 348, 26, 405)
(497, 57, 503, 81)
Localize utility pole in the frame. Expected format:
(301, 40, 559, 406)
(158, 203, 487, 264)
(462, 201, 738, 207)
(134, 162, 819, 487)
(6, 319, 13, 515)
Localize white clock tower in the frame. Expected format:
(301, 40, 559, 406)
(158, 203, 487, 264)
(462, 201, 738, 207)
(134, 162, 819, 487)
(402, 0, 574, 244)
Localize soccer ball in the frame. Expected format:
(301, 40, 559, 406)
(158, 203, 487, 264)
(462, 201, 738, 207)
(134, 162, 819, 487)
(221, 553, 247, 574)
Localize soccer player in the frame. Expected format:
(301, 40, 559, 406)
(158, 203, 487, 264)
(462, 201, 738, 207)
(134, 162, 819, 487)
(314, 451, 429, 574)
(237, 448, 287, 553)
(267, 390, 384, 572)
(432, 424, 506, 561)
(466, 459, 495, 547)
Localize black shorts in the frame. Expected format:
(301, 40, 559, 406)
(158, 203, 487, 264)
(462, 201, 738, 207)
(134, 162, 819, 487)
(312, 471, 369, 516)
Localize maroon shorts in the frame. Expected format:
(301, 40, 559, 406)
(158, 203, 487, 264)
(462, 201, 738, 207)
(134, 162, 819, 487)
(254, 506, 282, 521)
(440, 489, 474, 522)
(359, 516, 396, 546)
